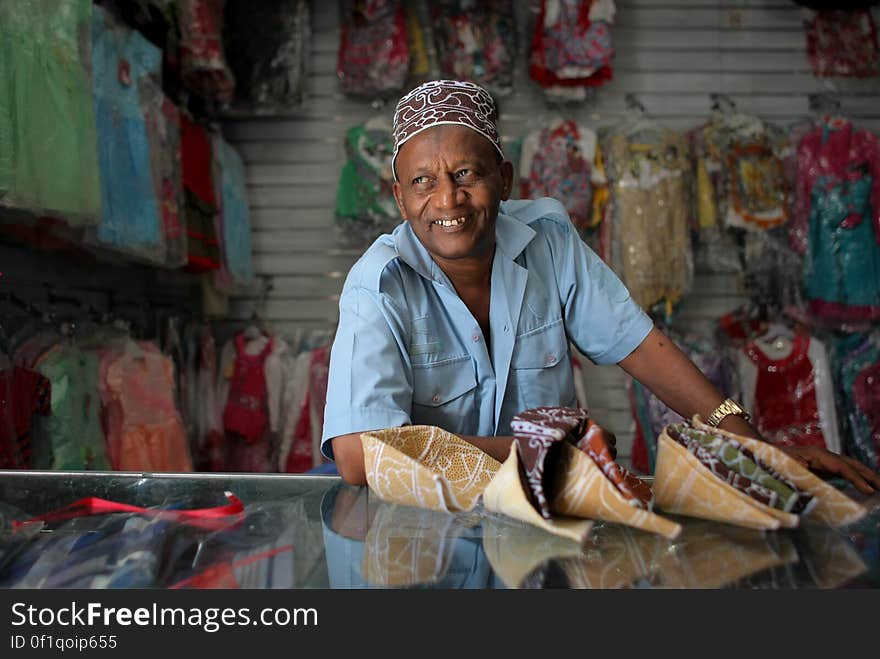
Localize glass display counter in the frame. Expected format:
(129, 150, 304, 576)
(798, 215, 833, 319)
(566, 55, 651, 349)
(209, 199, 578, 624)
(0, 471, 877, 589)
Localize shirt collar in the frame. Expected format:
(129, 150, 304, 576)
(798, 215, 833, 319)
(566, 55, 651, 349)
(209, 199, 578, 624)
(392, 206, 537, 282)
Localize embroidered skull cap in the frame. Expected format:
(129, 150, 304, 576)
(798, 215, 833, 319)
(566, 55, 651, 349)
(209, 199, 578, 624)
(391, 79, 504, 181)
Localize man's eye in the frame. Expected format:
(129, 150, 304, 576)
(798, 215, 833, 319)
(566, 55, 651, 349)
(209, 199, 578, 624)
(412, 176, 430, 185)
(455, 169, 472, 179)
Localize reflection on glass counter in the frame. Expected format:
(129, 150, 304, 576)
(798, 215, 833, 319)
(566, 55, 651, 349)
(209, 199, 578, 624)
(0, 472, 335, 589)
(321, 484, 501, 589)
(0, 472, 877, 589)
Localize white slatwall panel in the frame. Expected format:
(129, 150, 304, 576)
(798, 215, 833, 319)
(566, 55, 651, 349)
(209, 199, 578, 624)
(222, 0, 880, 461)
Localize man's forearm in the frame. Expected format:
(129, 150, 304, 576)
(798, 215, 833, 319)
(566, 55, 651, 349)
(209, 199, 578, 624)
(331, 432, 368, 485)
(618, 327, 761, 439)
(617, 328, 880, 493)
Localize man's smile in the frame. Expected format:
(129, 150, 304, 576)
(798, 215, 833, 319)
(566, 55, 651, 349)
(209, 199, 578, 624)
(430, 216, 468, 230)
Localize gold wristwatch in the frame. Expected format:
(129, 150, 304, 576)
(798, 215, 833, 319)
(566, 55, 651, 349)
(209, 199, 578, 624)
(706, 398, 751, 428)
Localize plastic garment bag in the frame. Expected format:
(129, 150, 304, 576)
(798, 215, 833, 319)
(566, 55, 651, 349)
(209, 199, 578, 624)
(337, 0, 410, 100)
(603, 116, 693, 318)
(335, 118, 400, 248)
(736, 332, 841, 454)
(529, 0, 616, 101)
(177, 0, 235, 102)
(181, 114, 222, 272)
(223, 0, 310, 113)
(790, 116, 880, 327)
(2, 493, 246, 588)
(1, 514, 167, 588)
(145, 97, 187, 268)
(91, 5, 165, 263)
(98, 339, 193, 472)
(519, 118, 609, 252)
(212, 137, 254, 290)
(689, 108, 798, 317)
(691, 112, 790, 233)
(803, 8, 880, 78)
(31, 343, 111, 471)
(831, 333, 880, 472)
(430, 0, 517, 96)
(164, 499, 310, 589)
(0, 0, 100, 223)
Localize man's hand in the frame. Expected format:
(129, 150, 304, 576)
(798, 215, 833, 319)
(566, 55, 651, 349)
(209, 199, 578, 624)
(617, 327, 880, 495)
(779, 445, 880, 495)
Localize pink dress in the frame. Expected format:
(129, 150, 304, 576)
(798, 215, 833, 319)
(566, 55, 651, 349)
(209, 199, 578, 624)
(100, 341, 192, 472)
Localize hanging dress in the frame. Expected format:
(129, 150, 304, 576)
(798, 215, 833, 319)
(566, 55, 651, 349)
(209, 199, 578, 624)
(738, 334, 841, 453)
(792, 119, 880, 324)
(337, 0, 410, 99)
(0, 0, 100, 222)
(91, 5, 165, 263)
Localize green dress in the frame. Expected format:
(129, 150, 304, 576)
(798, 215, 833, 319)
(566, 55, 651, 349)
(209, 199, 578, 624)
(0, 0, 100, 222)
(33, 344, 110, 470)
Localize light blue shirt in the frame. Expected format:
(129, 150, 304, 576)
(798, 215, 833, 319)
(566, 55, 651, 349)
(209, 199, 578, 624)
(321, 197, 653, 459)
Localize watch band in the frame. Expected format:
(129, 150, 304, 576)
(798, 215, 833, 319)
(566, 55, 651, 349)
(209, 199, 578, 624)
(706, 398, 751, 428)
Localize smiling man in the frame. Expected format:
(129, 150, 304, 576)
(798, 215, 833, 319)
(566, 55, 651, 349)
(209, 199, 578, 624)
(320, 79, 880, 494)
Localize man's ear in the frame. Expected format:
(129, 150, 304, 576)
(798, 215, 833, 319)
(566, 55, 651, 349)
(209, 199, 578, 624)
(392, 181, 408, 219)
(500, 160, 515, 201)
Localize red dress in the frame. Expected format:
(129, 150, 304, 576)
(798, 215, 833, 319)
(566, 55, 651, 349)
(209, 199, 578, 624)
(221, 333, 275, 473)
(745, 335, 827, 449)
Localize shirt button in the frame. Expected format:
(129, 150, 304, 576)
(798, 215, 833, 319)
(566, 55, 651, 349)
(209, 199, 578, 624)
(432, 393, 441, 403)
(503, 324, 509, 332)
(545, 353, 556, 365)
(472, 334, 481, 343)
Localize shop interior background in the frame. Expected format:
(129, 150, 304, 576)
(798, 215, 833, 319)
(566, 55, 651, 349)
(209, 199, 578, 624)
(2, 0, 879, 472)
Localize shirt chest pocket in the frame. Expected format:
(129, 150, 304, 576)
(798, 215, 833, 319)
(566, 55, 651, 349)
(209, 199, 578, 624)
(509, 320, 576, 411)
(411, 357, 477, 435)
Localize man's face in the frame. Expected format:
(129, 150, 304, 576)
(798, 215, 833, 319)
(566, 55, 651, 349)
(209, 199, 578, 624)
(392, 124, 514, 264)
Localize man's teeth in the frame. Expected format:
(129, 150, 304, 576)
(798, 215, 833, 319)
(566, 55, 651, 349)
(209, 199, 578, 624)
(433, 217, 466, 227)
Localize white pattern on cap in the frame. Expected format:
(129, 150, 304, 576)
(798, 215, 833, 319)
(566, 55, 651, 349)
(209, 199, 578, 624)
(391, 80, 503, 181)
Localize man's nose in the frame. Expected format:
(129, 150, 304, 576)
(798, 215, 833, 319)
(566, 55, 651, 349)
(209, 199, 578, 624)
(436, 175, 464, 210)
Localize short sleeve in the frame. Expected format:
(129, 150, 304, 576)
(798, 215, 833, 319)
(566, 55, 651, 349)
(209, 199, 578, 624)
(321, 285, 413, 460)
(551, 220, 653, 364)
(263, 345, 287, 434)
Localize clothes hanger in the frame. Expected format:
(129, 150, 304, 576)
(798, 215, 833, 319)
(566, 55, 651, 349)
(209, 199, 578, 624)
(754, 309, 796, 354)
(620, 94, 663, 140)
(45, 290, 103, 346)
(243, 310, 264, 341)
(709, 94, 767, 138)
(364, 114, 392, 133)
(808, 92, 846, 127)
(242, 275, 274, 342)
(710, 92, 737, 117)
(102, 298, 145, 359)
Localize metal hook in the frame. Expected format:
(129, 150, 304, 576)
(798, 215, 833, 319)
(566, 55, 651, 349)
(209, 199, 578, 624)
(808, 92, 841, 115)
(624, 93, 646, 114)
(709, 93, 737, 114)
